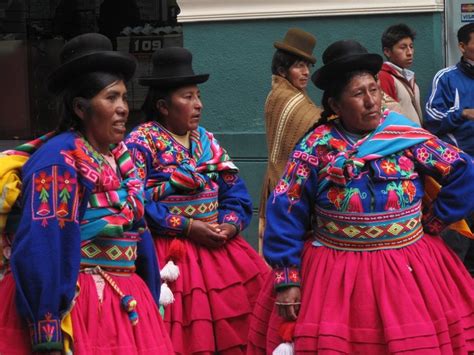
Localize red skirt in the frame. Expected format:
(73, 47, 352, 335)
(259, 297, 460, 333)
(0, 272, 174, 354)
(155, 235, 270, 355)
(248, 235, 474, 354)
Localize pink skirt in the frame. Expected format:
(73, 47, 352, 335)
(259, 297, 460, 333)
(248, 235, 474, 354)
(155, 235, 270, 355)
(0, 272, 174, 354)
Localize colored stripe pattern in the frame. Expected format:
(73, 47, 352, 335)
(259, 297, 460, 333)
(314, 202, 424, 251)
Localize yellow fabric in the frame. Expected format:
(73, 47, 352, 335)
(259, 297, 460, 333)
(0, 154, 28, 233)
(423, 175, 473, 239)
(61, 282, 80, 355)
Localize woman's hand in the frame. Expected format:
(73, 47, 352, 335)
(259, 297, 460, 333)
(215, 223, 238, 239)
(187, 219, 228, 248)
(276, 286, 301, 321)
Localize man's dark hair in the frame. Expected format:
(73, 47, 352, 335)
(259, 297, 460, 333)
(271, 49, 302, 75)
(458, 23, 474, 44)
(381, 24, 417, 50)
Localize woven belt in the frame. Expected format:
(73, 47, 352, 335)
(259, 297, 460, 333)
(313, 202, 424, 251)
(80, 231, 139, 274)
(161, 190, 219, 223)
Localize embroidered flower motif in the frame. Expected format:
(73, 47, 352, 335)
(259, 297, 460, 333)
(162, 152, 174, 163)
(327, 187, 344, 209)
(398, 156, 414, 172)
(402, 180, 416, 203)
(416, 147, 429, 163)
(288, 270, 300, 283)
(296, 163, 310, 178)
(168, 216, 182, 228)
(224, 212, 238, 223)
(381, 160, 397, 175)
(274, 271, 285, 284)
(274, 180, 289, 194)
(441, 148, 459, 163)
(57, 171, 76, 193)
(34, 171, 53, 192)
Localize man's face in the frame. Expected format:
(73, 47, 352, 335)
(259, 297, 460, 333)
(459, 32, 474, 62)
(383, 37, 414, 69)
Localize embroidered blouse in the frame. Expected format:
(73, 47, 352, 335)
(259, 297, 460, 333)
(10, 132, 161, 352)
(125, 122, 252, 236)
(263, 112, 474, 289)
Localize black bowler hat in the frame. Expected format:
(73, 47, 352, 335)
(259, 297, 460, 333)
(311, 40, 383, 90)
(47, 33, 137, 94)
(139, 47, 209, 87)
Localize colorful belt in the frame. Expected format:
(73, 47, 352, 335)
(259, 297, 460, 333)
(161, 190, 219, 223)
(80, 231, 139, 274)
(313, 202, 424, 251)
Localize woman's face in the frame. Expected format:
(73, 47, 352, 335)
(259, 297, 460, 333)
(282, 60, 311, 90)
(79, 80, 129, 154)
(160, 85, 203, 135)
(330, 73, 382, 134)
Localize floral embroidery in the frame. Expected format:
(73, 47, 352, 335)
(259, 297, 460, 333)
(168, 216, 182, 228)
(416, 147, 430, 163)
(327, 186, 366, 212)
(383, 180, 418, 210)
(273, 267, 301, 288)
(381, 160, 397, 175)
(34, 171, 53, 219)
(30, 312, 62, 346)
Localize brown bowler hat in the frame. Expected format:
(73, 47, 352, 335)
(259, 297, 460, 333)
(274, 28, 317, 64)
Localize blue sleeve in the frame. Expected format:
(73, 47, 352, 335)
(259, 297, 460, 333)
(263, 155, 318, 289)
(10, 164, 84, 352)
(425, 71, 465, 135)
(409, 138, 474, 233)
(135, 224, 161, 306)
(217, 171, 253, 233)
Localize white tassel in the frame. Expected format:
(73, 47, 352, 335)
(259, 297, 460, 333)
(272, 342, 294, 355)
(160, 260, 180, 282)
(159, 282, 175, 306)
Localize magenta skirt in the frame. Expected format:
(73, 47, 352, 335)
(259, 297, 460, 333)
(248, 235, 474, 354)
(155, 235, 270, 355)
(0, 272, 174, 354)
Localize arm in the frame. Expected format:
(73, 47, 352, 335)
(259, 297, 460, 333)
(10, 164, 84, 352)
(216, 171, 253, 235)
(409, 138, 474, 233)
(263, 154, 318, 289)
(135, 225, 161, 306)
(424, 71, 465, 136)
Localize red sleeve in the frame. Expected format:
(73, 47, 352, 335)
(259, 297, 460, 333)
(378, 70, 399, 102)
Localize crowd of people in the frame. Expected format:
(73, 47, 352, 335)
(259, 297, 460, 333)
(0, 21, 473, 355)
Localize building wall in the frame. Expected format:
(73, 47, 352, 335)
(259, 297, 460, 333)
(181, 12, 444, 248)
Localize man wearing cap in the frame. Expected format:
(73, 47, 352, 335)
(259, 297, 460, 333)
(259, 28, 321, 252)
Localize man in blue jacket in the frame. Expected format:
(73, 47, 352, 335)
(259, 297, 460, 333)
(425, 22, 474, 275)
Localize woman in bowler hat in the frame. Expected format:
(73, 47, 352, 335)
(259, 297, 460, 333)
(0, 33, 173, 354)
(248, 40, 474, 354)
(125, 47, 270, 354)
(258, 28, 322, 253)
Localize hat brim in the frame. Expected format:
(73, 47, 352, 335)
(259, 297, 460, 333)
(311, 53, 383, 90)
(47, 51, 137, 94)
(138, 74, 209, 87)
(274, 41, 317, 64)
